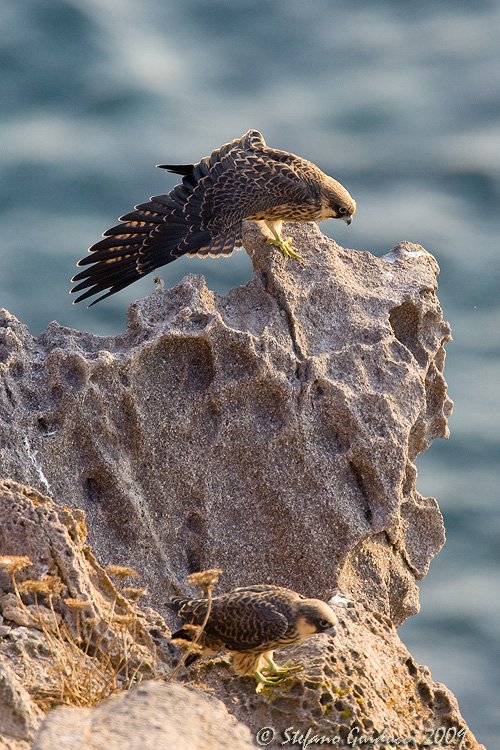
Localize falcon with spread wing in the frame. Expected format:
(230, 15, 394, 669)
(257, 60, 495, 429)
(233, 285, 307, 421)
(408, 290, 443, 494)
(71, 130, 356, 306)
(166, 584, 337, 691)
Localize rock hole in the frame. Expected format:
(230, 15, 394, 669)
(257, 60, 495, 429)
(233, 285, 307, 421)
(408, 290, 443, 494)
(432, 688, 453, 713)
(417, 680, 433, 704)
(389, 301, 427, 367)
(184, 510, 207, 574)
(405, 656, 418, 676)
(4, 385, 14, 404)
(37, 416, 58, 436)
(85, 476, 100, 505)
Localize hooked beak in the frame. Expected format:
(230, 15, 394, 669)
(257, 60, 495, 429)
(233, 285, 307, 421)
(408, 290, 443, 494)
(342, 215, 352, 225)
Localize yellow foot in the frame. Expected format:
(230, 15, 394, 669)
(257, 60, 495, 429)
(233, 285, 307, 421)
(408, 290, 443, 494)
(265, 235, 302, 261)
(254, 669, 288, 693)
(261, 656, 304, 677)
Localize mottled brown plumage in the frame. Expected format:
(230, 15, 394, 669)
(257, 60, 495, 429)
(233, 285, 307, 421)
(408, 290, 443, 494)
(71, 130, 356, 306)
(166, 584, 337, 689)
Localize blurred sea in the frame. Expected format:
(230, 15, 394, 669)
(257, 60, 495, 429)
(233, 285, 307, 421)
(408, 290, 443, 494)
(1, 0, 499, 745)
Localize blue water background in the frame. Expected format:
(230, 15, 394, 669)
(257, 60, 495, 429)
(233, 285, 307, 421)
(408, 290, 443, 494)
(1, 1, 499, 744)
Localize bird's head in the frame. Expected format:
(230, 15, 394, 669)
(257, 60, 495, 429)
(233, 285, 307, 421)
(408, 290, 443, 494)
(321, 178, 356, 225)
(293, 599, 337, 640)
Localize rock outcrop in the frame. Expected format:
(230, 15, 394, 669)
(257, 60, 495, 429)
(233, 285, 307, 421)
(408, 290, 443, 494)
(186, 594, 480, 749)
(0, 222, 451, 626)
(0, 481, 483, 750)
(1, 220, 480, 747)
(32, 681, 255, 750)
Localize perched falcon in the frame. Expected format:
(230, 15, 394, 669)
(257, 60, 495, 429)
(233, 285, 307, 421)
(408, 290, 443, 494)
(165, 584, 337, 691)
(71, 130, 356, 306)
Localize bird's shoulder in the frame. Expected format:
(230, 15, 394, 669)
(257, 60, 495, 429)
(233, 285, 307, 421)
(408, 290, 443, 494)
(260, 146, 326, 183)
(167, 132, 314, 234)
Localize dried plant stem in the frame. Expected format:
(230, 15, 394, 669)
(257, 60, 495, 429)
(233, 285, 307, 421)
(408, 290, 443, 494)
(10, 571, 33, 619)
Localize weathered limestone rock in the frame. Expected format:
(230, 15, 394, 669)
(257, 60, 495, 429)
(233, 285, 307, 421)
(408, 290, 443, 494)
(0, 216, 484, 746)
(32, 681, 255, 750)
(0, 222, 451, 625)
(0, 660, 43, 749)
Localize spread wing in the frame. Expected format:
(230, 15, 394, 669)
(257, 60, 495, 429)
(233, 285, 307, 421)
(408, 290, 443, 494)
(71, 130, 313, 305)
(138, 130, 314, 265)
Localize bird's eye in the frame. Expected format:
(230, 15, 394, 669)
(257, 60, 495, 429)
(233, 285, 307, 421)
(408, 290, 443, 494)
(318, 619, 332, 630)
(338, 207, 347, 215)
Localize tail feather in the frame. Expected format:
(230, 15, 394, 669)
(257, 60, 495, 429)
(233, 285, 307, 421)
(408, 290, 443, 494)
(87, 235, 149, 251)
(102, 221, 160, 236)
(72, 256, 140, 291)
(73, 276, 142, 307)
(193, 224, 243, 258)
(165, 597, 190, 614)
(156, 163, 194, 176)
(171, 627, 196, 640)
(74, 245, 144, 268)
(71, 201, 192, 306)
(185, 653, 201, 666)
(71, 258, 143, 306)
(170, 628, 203, 667)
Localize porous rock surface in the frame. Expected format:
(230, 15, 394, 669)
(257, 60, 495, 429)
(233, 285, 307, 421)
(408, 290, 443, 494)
(0, 222, 451, 625)
(0, 660, 43, 750)
(0, 480, 484, 749)
(184, 594, 482, 749)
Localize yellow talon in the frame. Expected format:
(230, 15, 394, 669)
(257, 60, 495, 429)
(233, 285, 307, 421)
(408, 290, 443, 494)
(261, 655, 304, 677)
(265, 226, 302, 260)
(254, 669, 288, 692)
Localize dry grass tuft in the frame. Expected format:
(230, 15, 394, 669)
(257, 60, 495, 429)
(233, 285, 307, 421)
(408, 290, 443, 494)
(106, 565, 139, 583)
(187, 568, 222, 595)
(0, 555, 33, 574)
(2, 559, 159, 711)
(64, 597, 90, 611)
(122, 587, 149, 602)
(19, 578, 52, 596)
